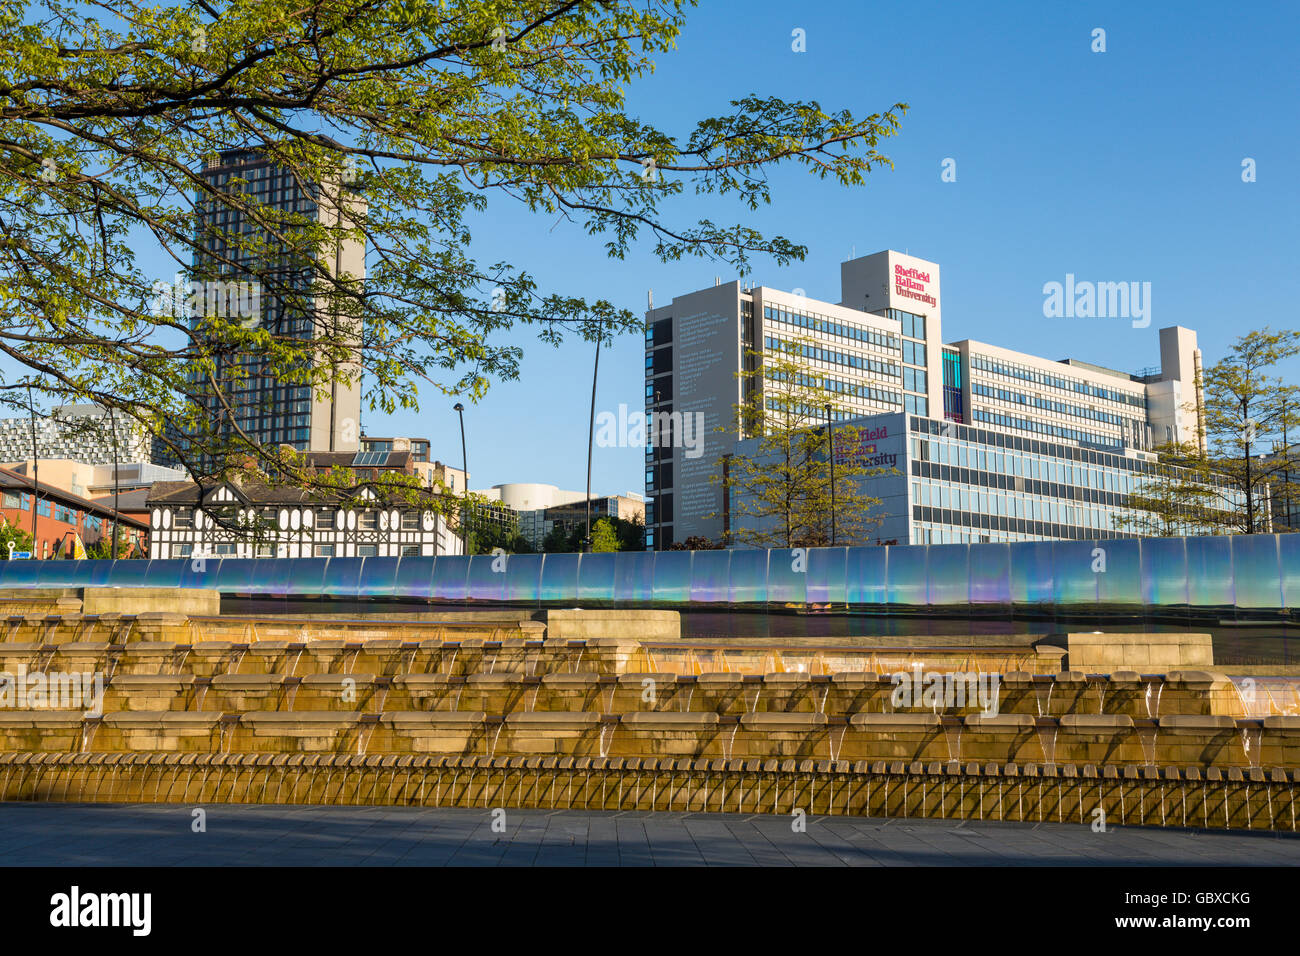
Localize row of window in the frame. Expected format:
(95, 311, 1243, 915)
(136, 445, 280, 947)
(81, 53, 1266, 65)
(972, 408, 1123, 450)
(2, 492, 119, 530)
(764, 336, 900, 379)
(913, 479, 1121, 531)
(972, 382, 1127, 428)
(911, 505, 1127, 540)
(173, 507, 427, 531)
(765, 397, 869, 423)
(910, 416, 1147, 470)
(764, 307, 900, 351)
(970, 354, 1147, 409)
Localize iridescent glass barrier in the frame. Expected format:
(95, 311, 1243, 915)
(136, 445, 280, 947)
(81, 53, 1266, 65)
(2, 535, 1297, 618)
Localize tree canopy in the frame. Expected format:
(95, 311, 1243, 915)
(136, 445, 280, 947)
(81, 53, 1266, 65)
(1, 0, 906, 493)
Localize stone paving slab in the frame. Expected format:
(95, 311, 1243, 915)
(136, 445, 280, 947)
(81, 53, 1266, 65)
(0, 804, 1296, 865)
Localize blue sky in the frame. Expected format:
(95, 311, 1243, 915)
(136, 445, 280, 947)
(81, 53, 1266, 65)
(427, 0, 1298, 495)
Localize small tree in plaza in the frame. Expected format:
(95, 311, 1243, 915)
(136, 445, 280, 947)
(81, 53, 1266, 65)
(714, 338, 895, 548)
(1197, 328, 1300, 533)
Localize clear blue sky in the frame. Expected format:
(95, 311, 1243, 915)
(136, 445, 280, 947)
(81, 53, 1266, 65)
(421, 0, 1298, 495)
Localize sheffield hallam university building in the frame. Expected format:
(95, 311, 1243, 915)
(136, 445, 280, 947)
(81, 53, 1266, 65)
(644, 250, 1232, 548)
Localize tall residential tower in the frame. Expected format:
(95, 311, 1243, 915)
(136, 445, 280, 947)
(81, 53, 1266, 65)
(182, 148, 364, 469)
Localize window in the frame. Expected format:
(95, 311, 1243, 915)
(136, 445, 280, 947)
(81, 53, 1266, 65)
(358, 544, 378, 557)
(400, 545, 420, 556)
(400, 512, 419, 530)
(360, 512, 377, 530)
(314, 544, 334, 557)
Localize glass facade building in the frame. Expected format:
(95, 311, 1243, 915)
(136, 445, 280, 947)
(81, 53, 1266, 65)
(178, 148, 363, 470)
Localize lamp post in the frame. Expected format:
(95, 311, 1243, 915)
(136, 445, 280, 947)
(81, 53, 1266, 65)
(27, 385, 38, 557)
(583, 336, 601, 552)
(825, 403, 837, 547)
(453, 402, 468, 552)
(108, 406, 120, 560)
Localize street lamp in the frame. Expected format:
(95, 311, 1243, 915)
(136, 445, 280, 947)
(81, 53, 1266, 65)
(825, 403, 837, 547)
(27, 385, 38, 557)
(453, 402, 468, 552)
(583, 335, 601, 552)
(108, 405, 120, 560)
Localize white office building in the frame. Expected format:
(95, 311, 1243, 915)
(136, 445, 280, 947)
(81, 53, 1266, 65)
(645, 250, 1206, 548)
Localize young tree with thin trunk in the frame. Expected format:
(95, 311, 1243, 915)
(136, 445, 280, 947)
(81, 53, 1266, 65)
(714, 338, 895, 548)
(1199, 328, 1300, 533)
(1112, 440, 1227, 536)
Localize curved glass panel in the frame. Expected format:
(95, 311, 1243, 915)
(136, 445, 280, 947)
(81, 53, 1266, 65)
(320, 558, 365, 597)
(540, 553, 581, 603)
(613, 552, 655, 604)
(806, 547, 847, 606)
(243, 559, 299, 595)
(765, 549, 806, 606)
(1095, 538, 1141, 610)
(429, 556, 470, 602)
(504, 554, 544, 604)
(967, 543, 1010, 608)
(0, 560, 42, 587)
(727, 549, 768, 606)
(1280, 533, 1300, 611)
(885, 544, 926, 608)
(211, 558, 259, 593)
(926, 544, 969, 608)
(393, 557, 436, 599)
(358, 558, 400, 596)
(1009, 542, 1054, 608)
(282, 558, 328, 596)
(466, 555, 506, 602)
(688, 550, 730, 604)
(1140, 537, 1188, 609)
(844, 546, 887, 607)
(104, 559, 162, 589)
(31, 561, 90, 588)
(1052, 541, 1100, 608)
(83, 560, 119, 587)
(576, 553, 617, 604)
(1186, 536, 1234, 609)
(1233, 534, 1282, 612)
(651, 551, 692, 604)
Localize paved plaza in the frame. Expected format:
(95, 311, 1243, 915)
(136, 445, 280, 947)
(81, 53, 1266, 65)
(0, 804, 1297, 866)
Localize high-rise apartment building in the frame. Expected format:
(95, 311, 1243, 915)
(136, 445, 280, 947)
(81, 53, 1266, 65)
(644, 250, 1206, 549)
(182, 148, 363, 469)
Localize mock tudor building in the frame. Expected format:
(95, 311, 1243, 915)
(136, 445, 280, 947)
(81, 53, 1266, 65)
(146, 478, 463, 559)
